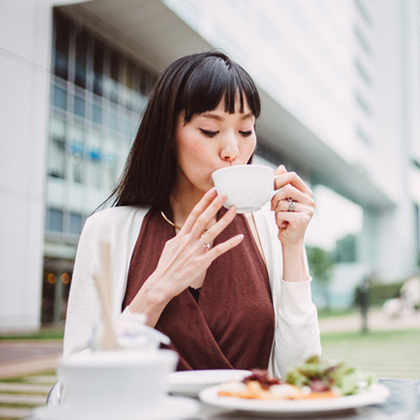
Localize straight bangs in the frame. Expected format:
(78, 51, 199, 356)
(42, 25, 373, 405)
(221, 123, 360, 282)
(181, 56, 261, 122)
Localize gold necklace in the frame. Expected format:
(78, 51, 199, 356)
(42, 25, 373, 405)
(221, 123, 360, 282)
(160, 210, 182, 230)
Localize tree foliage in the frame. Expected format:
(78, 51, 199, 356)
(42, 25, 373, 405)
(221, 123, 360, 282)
(306, 246, 335, 286)
(334, 234, 357, 263)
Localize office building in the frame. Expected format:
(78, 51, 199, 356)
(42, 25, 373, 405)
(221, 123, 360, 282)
(1, 0, 419, 330)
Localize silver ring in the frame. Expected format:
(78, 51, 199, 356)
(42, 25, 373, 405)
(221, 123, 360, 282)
(200, 235, 211, 251)
(288, 197, 296, 212)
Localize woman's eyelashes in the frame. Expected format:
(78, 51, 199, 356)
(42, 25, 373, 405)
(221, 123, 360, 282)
(199, 128, 254, 137)
(200, 128, 218, 137)
(239, 130, 253, 137)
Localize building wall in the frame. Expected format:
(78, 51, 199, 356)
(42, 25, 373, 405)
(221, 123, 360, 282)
(0, 0, 91, 331)
(0, 1, 54, 330)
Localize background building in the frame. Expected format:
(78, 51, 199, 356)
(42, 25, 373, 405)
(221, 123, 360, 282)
(1, 0, 419, 330)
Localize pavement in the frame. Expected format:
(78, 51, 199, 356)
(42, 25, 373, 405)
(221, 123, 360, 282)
(319, 307, 420, 333)
(0, 340, 62, 380)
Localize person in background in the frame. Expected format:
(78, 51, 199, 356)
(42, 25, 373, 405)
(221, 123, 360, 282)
(63, 51, 321, 378)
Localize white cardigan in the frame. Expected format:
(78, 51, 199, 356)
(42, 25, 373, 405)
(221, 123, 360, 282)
(63, 205, 321, 378)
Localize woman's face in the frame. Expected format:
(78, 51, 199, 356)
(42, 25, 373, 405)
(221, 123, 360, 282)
(173, 97, 257, 198)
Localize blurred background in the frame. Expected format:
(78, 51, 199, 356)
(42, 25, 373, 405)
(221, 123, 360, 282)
(1, 0, 420, 363)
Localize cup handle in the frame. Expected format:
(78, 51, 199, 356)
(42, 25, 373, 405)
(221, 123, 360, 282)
(270, 175, 282, 199)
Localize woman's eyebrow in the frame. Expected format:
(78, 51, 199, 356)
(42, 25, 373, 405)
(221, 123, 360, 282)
(199, 112, 255, 121)
(200, 113, 223, 121)
(240, 112, 255, 120)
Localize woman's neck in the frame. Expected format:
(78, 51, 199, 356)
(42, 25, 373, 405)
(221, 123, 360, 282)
(169, 193, 197, 230)
(169, 185, 215, 231)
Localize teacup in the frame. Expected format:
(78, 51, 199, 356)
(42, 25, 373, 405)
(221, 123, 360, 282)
(58, 349, 178, 417)
(211, 165, 279, 213)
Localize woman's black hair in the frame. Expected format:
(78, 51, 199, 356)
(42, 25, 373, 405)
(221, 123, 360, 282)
(107, 51, 261, 209)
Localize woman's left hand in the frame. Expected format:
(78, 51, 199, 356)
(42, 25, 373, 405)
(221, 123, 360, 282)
(271, 165, 315, 245)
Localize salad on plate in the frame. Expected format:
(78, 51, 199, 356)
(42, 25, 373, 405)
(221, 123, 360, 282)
(217, 355, 376, 400)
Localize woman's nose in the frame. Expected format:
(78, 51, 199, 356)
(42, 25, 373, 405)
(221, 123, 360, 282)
(220, 135, 239, 162)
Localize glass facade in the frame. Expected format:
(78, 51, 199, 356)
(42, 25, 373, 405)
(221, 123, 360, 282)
(46, 11, 157, 238)
(43, 10, 158, 323)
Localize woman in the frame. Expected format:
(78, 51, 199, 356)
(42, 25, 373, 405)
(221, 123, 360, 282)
(64, 51, 321, 378)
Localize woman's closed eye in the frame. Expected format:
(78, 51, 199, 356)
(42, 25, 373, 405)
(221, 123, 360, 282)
(239, 130, 253, 137)
(200, 128, 254, 137)
(200, 128, 218, 137)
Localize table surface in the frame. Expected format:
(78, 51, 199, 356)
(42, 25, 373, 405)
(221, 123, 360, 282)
(28, 378, 420, 420)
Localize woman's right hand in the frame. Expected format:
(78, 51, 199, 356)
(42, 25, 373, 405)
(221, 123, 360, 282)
(128, 187, 244, 327)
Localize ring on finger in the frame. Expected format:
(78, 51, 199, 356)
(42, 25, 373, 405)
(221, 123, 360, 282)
(287, 197, 296, 212)
(200, 234, 211, 251)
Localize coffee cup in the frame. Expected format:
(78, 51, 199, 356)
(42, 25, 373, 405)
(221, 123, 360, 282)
(211, 164, 279, 213)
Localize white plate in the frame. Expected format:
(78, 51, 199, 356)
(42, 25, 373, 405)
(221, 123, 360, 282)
(199, 383, 390, 417)
(168, 369, 252, 397)
(33, 396, 200, 420)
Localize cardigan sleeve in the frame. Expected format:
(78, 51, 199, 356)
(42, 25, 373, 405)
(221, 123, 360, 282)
(63, 215, 101, 357)
(254, 205, 322, 378)
(272, 278, 322, 378)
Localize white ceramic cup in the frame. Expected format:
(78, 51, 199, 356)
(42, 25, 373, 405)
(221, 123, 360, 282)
(58, 349, 178, 417)
(211, 164, 279, 213)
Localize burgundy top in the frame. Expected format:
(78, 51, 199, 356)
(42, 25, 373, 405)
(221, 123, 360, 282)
(122, 207, 275, 371)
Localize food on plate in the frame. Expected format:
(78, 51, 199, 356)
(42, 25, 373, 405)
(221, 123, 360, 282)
(217, 356, 375, 400)
(217, 369, 309, 400)
(286, 355, 376, 397)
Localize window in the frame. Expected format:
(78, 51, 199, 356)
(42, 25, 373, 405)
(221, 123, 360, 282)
(53, 85, 67, 110)
(47, 208, 63, 232)
(48, 117, 66, 179)
(54, 14, 70, 80)
(87, 130, 101, 188)
(110, 52, 119, 103)
(93, 41, 104, 96)
(124, 59, 133, 109)
(75, 30, 88, 88)
(92, 102, 102, 124)
(74, 95, 85, 118)
(69, 125, 84, 183)
(49, 11, 158, 201)
(103, 152, 116, 190)
(69, 212, 82, 235)
(109, 106, 118, 131)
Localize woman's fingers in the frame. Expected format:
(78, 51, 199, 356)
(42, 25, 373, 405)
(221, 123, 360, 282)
(275, 210, 312, 231)
(272, 184, 314, 210)
(200, 205, 237, 244)
(274, 170, 313, 197)
(181, 188, 219, 233)
(189, 192, 228, 237)
(207, 234, 244, 259)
